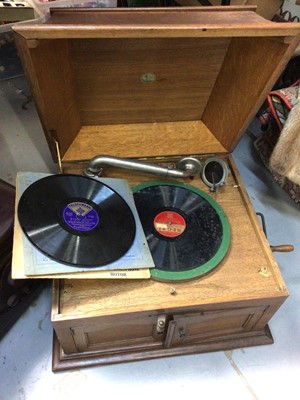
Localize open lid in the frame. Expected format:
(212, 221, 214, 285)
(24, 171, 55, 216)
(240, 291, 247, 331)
(13, 7, 300, 162)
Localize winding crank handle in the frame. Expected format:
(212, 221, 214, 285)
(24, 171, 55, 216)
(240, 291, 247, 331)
(270, 245, 294, 252)
(256, 212, 294, 253)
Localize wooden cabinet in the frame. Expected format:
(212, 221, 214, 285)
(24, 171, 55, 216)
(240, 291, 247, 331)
(51, 156, 288, 370)
(49, 154, 289, 370)
(71, 314, 165, 354)
(52, 268, 279, 371)
(13, 7, 300, 371)
(56, 305, 270, 355)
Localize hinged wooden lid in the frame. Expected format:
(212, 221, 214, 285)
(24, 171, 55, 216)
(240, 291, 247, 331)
(13, 7, 300, 163)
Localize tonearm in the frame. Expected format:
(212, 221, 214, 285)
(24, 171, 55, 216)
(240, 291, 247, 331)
(84, 155, 202, 179)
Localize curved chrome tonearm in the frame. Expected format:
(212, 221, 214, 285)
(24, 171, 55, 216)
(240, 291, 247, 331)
(84, 155, 202, 179)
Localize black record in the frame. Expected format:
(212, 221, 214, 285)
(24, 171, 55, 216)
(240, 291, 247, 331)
(133, 182, 229, 279)
(18, 174, 136, 267)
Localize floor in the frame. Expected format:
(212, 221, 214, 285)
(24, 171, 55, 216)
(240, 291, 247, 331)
(0, 75, 300, 400)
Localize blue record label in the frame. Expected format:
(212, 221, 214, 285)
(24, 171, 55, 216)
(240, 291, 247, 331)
(63, 201, 99, 232)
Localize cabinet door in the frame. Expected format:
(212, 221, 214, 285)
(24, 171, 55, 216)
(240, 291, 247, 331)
(71, 314, 166, 353)
(168, 306, 267, 347)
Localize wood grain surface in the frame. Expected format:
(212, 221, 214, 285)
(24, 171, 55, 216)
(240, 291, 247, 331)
(54, 156, 288, 320)
(13, 8, 300, 39)
(70, 37, 230, 126)
(63, 121, 227, 161)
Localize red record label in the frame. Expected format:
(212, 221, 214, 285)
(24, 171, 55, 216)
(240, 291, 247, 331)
(154, 211, 186, 238)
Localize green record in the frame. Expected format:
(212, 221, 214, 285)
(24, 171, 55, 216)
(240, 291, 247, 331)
(132, 181, 230, 282)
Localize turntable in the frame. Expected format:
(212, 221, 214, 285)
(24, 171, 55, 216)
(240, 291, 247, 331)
(12, 6, 300, 371)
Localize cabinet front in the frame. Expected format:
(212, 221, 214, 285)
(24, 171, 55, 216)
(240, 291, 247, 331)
(168, 306, 267, 347)
(69, 305, 268, 355)
(71, 314, 166, 354)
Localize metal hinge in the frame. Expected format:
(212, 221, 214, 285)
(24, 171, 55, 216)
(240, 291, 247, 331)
(156, 315, 167, 335)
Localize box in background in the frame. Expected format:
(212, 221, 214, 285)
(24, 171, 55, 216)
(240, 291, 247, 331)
(0, 0, 117, 80)
(30, 0, 117, 17)
(207, 0, 282, 20)
(0, 0, 35, 23)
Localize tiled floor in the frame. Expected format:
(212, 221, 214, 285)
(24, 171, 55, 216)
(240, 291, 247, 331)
(0, 76, 299, 400)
